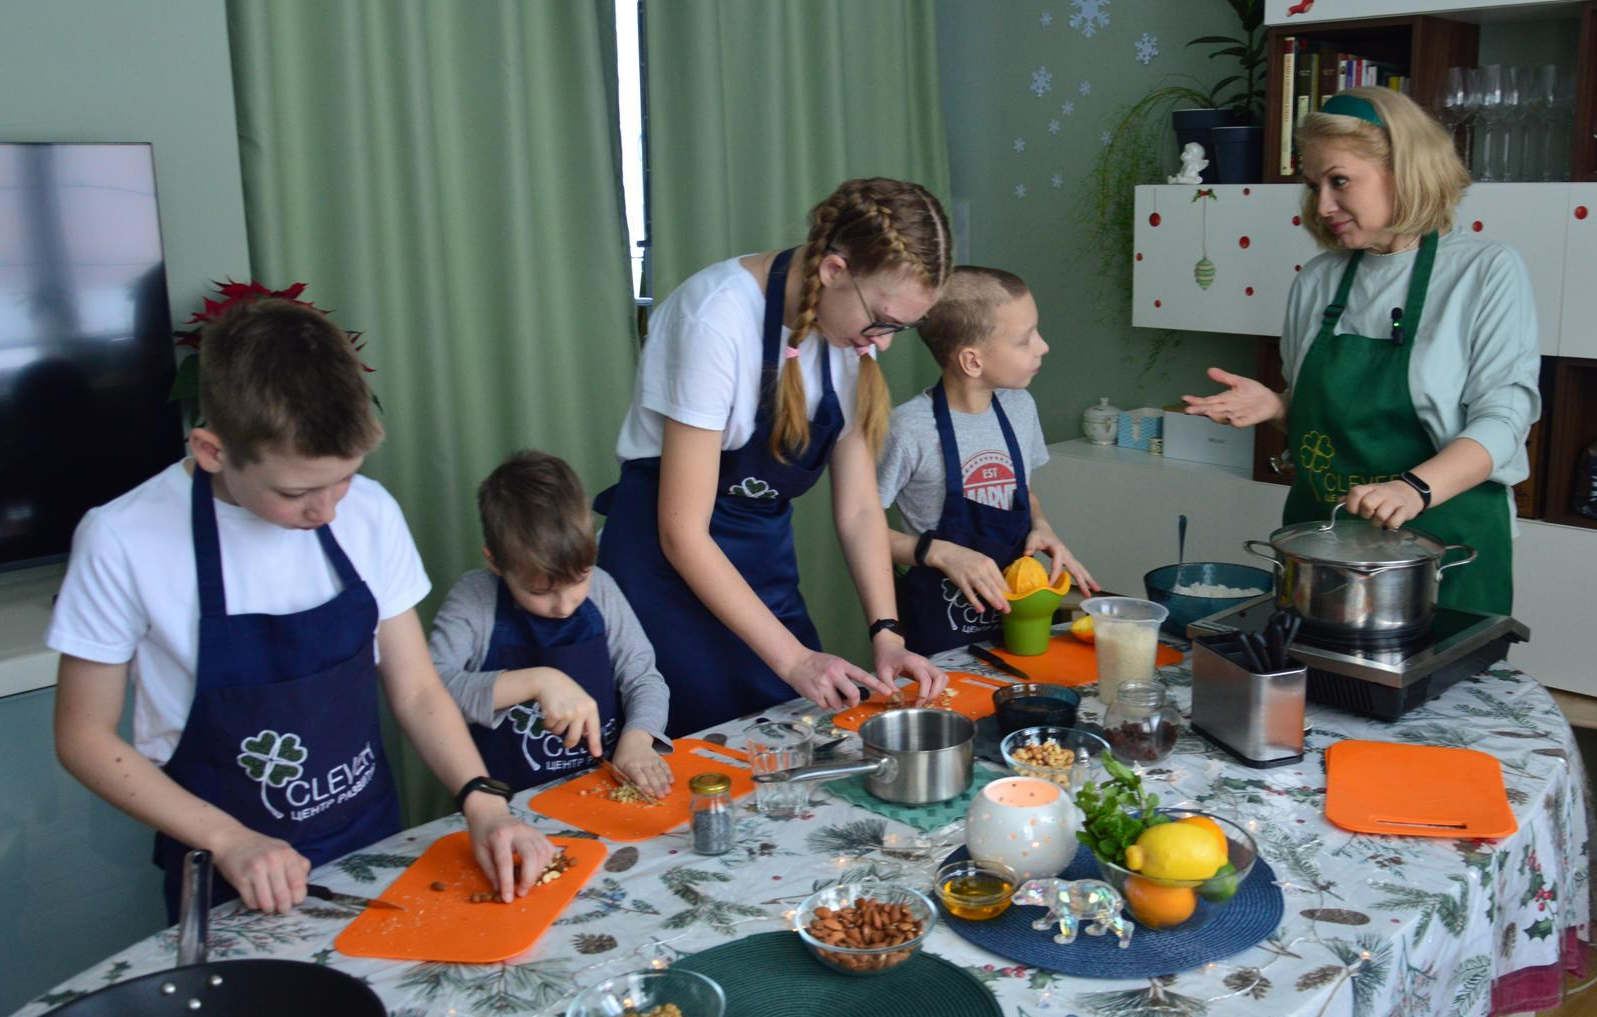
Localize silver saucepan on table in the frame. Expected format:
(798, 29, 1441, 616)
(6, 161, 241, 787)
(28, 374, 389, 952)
(753, 708, 974, 805)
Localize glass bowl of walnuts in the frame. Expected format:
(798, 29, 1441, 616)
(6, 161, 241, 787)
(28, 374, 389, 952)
(999, 725, 1109, 790)
(793, 882, 936, 976)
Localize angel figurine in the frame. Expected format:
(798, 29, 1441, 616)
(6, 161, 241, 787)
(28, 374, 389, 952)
(1167, 142, 1209, 185)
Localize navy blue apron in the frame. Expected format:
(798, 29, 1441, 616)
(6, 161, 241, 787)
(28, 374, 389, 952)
(154, 468, 400, 920)
(595, 248, 844, 736)
(897, 383, 1033, 655)
(475, 577, 620, 791)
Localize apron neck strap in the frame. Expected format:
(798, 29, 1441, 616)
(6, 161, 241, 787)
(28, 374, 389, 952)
(191, 467, 228, 618)
(1321, 250, 1365, 334)
(930, 382, 1030, 509)
(759, 248, 797, 404)
(1318, 231, 1439, 343)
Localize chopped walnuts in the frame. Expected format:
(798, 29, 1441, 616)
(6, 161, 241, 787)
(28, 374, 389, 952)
(886, 687, 957, 710)
(579, 780, 663, 806)
(466, 851, 575, 901)
(1011, 740, 1076, 769)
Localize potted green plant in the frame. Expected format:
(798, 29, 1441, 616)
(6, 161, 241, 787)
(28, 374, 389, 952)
(1189, 0, 1267, 183)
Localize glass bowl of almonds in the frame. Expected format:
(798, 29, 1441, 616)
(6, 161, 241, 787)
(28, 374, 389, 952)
(566, 968, 726, 1017)
(999, 725, 1109, 790)
(794, 882, 937, 976)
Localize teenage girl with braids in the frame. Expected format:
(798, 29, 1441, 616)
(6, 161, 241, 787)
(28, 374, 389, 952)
(595, 178, 952, 736)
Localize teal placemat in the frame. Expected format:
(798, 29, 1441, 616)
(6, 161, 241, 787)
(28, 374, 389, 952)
(821, 764, 1005, 831)
(675, 931, 1002, 1017)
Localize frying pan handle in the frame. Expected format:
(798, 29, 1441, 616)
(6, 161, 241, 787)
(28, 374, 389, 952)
(752, 755, 898, 785)
(1437, 543, 1478, 577)
(1242, 540, 1282, 576)
(178, 850, 212, 966)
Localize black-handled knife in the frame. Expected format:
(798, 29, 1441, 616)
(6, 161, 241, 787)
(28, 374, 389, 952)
(967, 643, 1031, 683)
(306, 883, 406, 911)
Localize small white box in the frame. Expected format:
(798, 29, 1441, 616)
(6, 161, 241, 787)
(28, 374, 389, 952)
(1161, 410, 1254, 470)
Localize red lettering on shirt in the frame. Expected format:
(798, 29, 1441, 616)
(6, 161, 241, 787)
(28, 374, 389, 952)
(963, 450, 1016, 509)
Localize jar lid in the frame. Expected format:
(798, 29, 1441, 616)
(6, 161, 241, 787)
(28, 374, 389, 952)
(1268, 516, 1449, 568)
(689, 772, 732, 794)
(1110, 680, 1166, 709)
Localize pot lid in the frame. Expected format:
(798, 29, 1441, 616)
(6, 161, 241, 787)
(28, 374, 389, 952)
(1268, 515, 1449, 567)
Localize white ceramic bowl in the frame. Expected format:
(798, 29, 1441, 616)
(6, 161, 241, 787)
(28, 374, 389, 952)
(964, 775, 1080, 882)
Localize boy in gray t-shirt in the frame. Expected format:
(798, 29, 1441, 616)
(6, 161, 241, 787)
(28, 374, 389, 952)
(429, 450, 671, 795)
(879, 267, 1097, 654)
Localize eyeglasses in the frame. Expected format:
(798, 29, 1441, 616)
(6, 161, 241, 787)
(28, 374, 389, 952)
(845, 266, 927, 337)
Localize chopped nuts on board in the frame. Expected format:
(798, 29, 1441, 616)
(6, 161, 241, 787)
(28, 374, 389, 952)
(579, 780, 664, 805)
(804, 896, 927, 972)
(1011, 740, 1076, 769)
(886, 686, 957, 710)
(466, 851, 575, 902)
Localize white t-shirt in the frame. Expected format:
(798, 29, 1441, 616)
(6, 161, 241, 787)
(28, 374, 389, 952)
(46, 461, 430, 764)
(614, 255, 868, 460)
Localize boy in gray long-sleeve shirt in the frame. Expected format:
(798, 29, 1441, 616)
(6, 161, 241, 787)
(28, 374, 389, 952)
(429, 450, 672, 795)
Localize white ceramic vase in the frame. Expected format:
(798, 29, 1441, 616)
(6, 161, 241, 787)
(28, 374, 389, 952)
(964, 776, 1081, 882)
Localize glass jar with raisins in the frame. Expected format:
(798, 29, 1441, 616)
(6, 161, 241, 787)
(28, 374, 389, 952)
(1102, 680, 1181, 764)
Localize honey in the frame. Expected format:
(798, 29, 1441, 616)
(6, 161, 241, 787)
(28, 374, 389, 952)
(939, 872, 1016, 920)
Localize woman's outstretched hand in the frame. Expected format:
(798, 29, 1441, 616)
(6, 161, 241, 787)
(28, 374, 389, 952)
(1181, 367, 1286, 429)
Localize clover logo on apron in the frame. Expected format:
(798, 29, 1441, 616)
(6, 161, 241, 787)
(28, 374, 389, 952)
(726, 477, 779, 500)
(940, 577, 995, 633)
(236, 729, 308, 820)
(235, 728, 379, 822)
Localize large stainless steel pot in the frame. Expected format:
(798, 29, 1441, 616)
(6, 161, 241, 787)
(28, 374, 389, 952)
(1244, 506, 1476, 641)
(752, 708, 973, 805)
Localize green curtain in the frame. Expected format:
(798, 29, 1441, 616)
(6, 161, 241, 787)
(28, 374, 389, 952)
(226, 0, 637, 822)
(645, 0, 952, 663)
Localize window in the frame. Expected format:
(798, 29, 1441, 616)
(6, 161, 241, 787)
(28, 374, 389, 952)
(614, 0, 650, 306)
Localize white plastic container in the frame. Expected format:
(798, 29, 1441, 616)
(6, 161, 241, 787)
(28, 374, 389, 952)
(1080, 597, 1169, 704)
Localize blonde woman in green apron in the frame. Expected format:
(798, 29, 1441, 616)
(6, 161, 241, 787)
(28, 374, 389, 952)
(1183, 86, 1541, 615)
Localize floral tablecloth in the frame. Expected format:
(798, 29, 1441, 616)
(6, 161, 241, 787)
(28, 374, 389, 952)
(14, 632, 1592, 1017)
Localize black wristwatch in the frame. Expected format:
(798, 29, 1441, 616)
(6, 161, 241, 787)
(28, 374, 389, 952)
(914, 531, 936, 567)
(455, 776, 513, 813)
(869, 618, 903, 639)
(1398, 470, 1432, 510)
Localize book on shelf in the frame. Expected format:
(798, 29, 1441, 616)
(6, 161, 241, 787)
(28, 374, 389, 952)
(1279, 35, 1297, 175)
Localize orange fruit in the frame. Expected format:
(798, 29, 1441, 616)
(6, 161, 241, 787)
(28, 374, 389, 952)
(1069, 614, 1094, 643)
(1177, 816, 1229, 857)
(1123, 875, 1197, 928)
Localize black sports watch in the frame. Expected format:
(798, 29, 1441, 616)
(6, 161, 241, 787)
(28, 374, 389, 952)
(455, 776, 513, 813)
(1398, 470, 1432, 510)
(869, 618, 903, 639)
(914, 531, 936, 567)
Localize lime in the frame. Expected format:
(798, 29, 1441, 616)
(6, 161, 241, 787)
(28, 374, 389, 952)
(1198, 861, 1240, 903)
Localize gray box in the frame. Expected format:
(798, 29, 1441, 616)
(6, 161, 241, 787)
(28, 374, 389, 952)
(1161, 410, 1254, 470)
(1190, 635, 1306, 767)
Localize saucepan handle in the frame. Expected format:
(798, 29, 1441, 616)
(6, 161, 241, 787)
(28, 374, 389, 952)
(1242, 540, 1282, 575)
(1437, 543, 1478, 577)
(753, 755, 898, 785)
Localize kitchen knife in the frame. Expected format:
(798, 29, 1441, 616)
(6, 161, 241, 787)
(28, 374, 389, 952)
(306, 883, 406, 911)
(967, 644, 1032, 683)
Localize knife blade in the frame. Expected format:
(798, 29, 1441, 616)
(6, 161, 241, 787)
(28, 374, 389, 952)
(967, 644, 1032, 683)
(305, 883, 406, 911)
(600, 757, 660, 806)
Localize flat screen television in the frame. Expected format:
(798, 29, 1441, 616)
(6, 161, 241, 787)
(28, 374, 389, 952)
(0, 142, 182, 570)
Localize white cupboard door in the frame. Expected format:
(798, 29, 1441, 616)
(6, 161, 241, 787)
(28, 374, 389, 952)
(1562, 185, 1597, 360)
(1265, 0, 1562, 27)
(1455, 184, 1567, 356)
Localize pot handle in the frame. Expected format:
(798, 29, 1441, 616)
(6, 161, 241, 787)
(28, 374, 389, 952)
(1242, 540, 1282, 575)
(752, 755, 898, 785)
(1437, 543, 1478, 577)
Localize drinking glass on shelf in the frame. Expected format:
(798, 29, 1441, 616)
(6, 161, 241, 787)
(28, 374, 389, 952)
(1520, 65, 1552, 183)
(1475, 65, 1504, 182)
(1498, 65, 1524, 181)
(1545, 64, 1576, 182)
(1439, 67, 1473, 169)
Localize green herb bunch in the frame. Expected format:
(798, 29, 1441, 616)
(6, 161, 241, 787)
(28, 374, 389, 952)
(1074, 754, 1170, 864)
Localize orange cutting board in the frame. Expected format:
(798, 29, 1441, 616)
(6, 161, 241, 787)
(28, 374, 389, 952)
(525, 738, 754, 841)
(831, 671, 1006, 732)
(1325, 740, 1518, 839)
(334, 833, 606, 963)
(988, 635, 1183, 686)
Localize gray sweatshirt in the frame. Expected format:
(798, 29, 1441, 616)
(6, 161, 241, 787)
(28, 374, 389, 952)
(428, 567, 671, 749)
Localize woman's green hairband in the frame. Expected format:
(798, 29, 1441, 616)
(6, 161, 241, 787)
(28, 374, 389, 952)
(1321, 93, 1385, 128)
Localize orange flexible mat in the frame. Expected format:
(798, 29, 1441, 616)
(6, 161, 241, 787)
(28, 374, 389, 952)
(1325, 740, 1518, 839)
(831, 671, 1007, 732)
(988, 635, 1183, 686)
(525, 738, 754, 841)
(334, 833, 606, 963)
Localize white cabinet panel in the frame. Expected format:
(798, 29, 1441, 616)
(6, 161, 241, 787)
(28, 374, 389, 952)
(1560, 185, 1597, 360)
(1132, 184, 1318, 337)
(1265, 0, 1562, 27)
(1455, 184, 1567, 356)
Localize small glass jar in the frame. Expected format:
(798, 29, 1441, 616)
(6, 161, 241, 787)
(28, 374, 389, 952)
(689, 772, 734, 855)
(1102, 681, 1181, 764)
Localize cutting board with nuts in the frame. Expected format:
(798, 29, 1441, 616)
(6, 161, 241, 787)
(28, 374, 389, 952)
(525, 738, 754, 841)
(830, 672, 1006, 733)
(333, 833, 606, 963)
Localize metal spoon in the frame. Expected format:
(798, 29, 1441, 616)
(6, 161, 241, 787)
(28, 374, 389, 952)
(1176, 513, 1189, 589)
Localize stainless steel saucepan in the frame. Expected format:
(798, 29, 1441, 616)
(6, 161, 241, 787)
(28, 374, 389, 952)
(753, 708, 973, 805)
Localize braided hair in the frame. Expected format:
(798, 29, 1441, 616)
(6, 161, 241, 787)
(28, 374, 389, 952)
(771, 178, 952, 461)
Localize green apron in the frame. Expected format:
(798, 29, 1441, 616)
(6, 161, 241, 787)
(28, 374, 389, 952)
(1283, 231, 1512, 615)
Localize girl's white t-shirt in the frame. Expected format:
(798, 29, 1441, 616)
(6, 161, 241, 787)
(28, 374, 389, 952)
(45, 461, 430, 764)
(614, 255, 868, 461)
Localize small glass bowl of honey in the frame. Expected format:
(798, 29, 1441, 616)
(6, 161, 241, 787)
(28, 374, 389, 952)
(935, 859, 1018, 921)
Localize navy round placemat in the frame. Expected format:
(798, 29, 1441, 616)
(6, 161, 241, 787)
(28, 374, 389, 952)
(939, 844, 1283, 977)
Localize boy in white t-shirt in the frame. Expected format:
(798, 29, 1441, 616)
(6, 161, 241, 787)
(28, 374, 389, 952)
(49, 297, 553, 919)
(878, 266, 1098, 655)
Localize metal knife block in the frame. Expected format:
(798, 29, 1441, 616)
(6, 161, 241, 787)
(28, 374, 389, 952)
(1190, 634, 1306, 768)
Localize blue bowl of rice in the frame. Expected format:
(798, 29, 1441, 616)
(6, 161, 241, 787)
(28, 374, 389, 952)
(1143, 562, 1274, 637)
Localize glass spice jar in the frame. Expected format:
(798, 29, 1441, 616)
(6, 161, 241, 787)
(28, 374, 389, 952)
(689, 772, 734, 855)
(1102, 680, 1181, 764)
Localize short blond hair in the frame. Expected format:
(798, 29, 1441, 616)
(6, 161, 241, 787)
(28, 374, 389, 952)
(918, 266, 1030, 368)
(1295, 86, 1469, 251)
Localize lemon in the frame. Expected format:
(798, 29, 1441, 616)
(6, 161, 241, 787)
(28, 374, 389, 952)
(1069, 614, 1094, 644)
(1003, 557, 1050, 596)
(1122, 822, 1227, 882)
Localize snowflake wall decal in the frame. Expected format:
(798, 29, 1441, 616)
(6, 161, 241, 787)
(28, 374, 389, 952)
(1048, 119, 1061, 134)
(1068, 0, 1110, 38)
(1040, 11, 1053, 26)
(1101, 130, 1112, 146)
(1015, 184, 1028, 198)
(1079, 80, 1092, 96)
(1030, 67, 1053, 97)
(1051, 173, 1065, 188)
(1134, 32, 1159, 64)
(1060, 100, 1075, 116)
(1013, 137, 1027, 153)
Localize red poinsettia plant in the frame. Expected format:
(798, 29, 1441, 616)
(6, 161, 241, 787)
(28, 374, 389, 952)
(169, 280, 377, 407)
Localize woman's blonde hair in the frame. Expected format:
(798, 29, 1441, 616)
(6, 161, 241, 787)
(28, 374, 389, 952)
(772, 178, 952, 461)
(1295, 85, 1470, 251)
